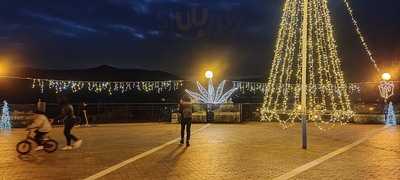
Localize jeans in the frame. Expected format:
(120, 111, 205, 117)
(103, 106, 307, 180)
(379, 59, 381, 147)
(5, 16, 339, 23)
(34, 130, 48, 146)
(181, 118, 192, 142)
(64, 121, 78, 146)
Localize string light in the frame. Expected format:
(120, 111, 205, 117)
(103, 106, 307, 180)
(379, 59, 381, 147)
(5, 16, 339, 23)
(261, 0, 354, 129)
(232, 81, 361, 95)
(343, 0, 380, 73)
(32, 78, 184, 94)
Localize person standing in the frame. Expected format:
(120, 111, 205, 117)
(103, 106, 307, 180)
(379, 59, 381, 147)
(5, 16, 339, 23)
(56, 97, 82, 150)
(179, 95, 193, 147)
(384, 102, 389, 122)
(80, 102, 89, 127)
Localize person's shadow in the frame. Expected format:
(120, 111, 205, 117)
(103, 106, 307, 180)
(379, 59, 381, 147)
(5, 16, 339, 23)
(164, 143, 187, 161)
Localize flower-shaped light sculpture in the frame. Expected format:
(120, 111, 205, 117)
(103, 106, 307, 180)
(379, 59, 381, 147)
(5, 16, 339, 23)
(185, 80, 237, 104)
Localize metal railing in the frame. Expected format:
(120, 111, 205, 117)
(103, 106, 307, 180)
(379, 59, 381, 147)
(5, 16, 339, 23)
(9, 102, 398, 125)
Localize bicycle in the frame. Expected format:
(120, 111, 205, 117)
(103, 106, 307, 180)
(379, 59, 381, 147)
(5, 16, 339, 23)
(16, 130, 58, 154)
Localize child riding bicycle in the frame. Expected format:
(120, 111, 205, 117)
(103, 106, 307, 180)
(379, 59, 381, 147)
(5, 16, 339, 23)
(26, 108, 53, 151)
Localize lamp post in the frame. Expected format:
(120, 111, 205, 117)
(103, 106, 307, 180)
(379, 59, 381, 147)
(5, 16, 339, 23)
(205, 70, 214, 122)
(300, 0, 309, 150)
(379, 73, 394, 123)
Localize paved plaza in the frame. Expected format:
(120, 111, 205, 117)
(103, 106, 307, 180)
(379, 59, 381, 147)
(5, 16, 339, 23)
(0, 123, 399, 180)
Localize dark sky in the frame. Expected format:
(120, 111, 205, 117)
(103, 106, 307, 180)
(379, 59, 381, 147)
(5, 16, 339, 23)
(0, 0, 399, 81)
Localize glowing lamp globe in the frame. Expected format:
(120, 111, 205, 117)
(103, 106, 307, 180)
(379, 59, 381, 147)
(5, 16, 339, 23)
(382, 73, 392, 81)
(205, 71, 213, 79)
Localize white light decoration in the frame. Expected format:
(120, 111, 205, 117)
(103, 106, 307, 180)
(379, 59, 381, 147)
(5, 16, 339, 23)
(32, 78, 184, 94)
(233, 81, 361, 95)
(185, 80, 237, 104)
(0, 101, 12, 132)
(385, 102, 397, 126)
(379, 81, 395, 101)
(261, 0, 354, 129)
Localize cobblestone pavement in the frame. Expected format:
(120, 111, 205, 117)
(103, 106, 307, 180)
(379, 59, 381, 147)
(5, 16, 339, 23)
(0, 123, 398, 180)
(295, 126, 400, 180)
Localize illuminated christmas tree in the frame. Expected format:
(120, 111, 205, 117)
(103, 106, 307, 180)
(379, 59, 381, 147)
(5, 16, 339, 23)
(0, 101, 12, 131)
(261, 0, 353, 129)
(386, 102, 397, 126)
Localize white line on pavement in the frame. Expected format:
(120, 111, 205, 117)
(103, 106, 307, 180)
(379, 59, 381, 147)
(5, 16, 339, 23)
(273, 126, 387, 180)
(83, 124, 211, 180)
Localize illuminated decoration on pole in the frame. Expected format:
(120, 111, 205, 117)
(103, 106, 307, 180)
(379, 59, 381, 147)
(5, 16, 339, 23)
(385, 102, 397, 126)
(261, 0, 354, 130)
(32, 78, 184, 94)
(379, 82, 395, 101)
(185, 71, 237, 104)
(0, 101, 12, 132)
(378, 73, 394, 102)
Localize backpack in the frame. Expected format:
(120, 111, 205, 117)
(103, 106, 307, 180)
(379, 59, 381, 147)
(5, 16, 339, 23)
(180, 101, 193, 119)
(182, 107, 192, 118)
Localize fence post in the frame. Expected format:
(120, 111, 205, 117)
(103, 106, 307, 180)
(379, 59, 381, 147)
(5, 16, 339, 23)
(239, 103, 243, 122)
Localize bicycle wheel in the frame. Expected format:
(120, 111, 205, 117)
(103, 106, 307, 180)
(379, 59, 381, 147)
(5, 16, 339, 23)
(16, 140, 32, 155)
(43, 139, 58, 153)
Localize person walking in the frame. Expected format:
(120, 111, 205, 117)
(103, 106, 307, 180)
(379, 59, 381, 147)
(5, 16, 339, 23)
(56, 97, 82, 150)
(179, 95, 193, 147)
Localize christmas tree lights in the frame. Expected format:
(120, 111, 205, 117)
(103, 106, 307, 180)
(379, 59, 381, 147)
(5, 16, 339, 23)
(0, 101, 12, 132)
(385, 102, 397, 126)
(261, 0, 354, 129)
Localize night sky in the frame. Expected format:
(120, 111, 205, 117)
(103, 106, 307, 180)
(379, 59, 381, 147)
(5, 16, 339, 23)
(0, 0, 399, 81)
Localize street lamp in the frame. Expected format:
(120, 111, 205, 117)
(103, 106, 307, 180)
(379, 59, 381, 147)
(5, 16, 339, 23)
(204, 70, 213, 122)
(382, 72, 392, 81)
(205, 70, 213, 79)
(378, 72, 395, 124)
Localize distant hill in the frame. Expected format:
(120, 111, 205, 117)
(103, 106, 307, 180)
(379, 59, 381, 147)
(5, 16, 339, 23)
(11, 65, 181, 81)
(232, 76, 265, 82)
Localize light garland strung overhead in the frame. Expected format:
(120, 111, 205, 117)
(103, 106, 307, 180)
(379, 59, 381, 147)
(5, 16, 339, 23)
(233, 81, 361, 95)
(32, 78, 184, 94)
(343, 0, 381, 73)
